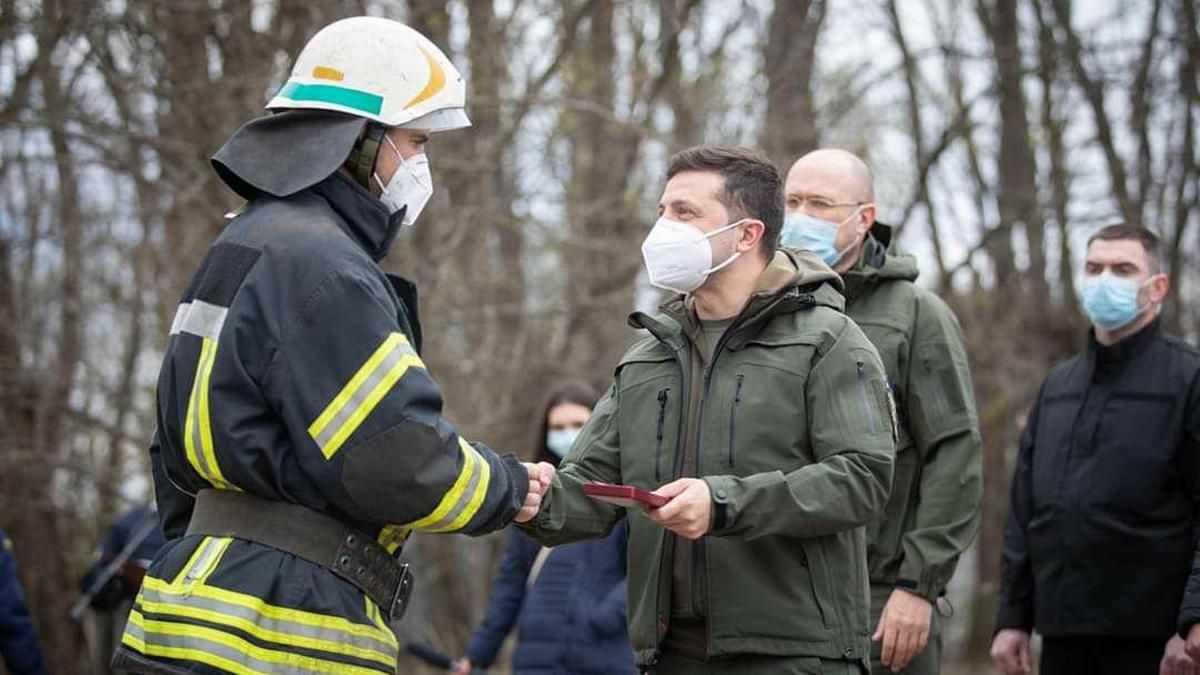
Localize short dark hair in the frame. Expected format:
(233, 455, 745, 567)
(532, 380, 601, 466)
(666, 145, 783, 259)
(1087, 223, 1162, 272)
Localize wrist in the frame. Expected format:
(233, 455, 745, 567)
(702, 475, 736, 535)
(894, 573, 941, 602)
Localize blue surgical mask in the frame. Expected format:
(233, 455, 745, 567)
(1080, 272, 1153, 331)
(780, 209, 861, 266)
(546, 428, 582, 459)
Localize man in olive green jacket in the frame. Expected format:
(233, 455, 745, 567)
(783, 149, 983, 674)
(520, 146, 897, 674)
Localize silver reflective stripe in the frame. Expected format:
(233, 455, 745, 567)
(125, 612, 338, 675)
(169, 303, 190, 335)
(181, 538, 224, 584)
(421, 448, 484, 532)
(137, 585, 398, 661)
(311, 340, 417, 452)
(169, 300, 228, 339)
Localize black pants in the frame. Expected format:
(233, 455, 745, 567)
(1041, 635, 1165, 675)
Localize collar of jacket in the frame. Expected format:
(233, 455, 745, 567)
(1088, 316, 1162, 366)
(842, 224, 920, 303)
(628, 248, 843, 350)
(308, 171, 406, 262)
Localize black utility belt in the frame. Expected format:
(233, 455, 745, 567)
(186, 489, 413, 622)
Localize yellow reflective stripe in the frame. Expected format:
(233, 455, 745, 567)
(403, 438, 491, 533)
(184, 338, 234, 489)
(326, 353, 423, 457)
(309, 334, 405, 440)
(182, 340, 207, 482)
(196, 340, 226, 486)
(135, 589, 395, 668)
(142, 576, 398, 651)
(122, 625, 261, 675)
(172, 538, 211, 586)
(375, 525, 410, 555)
(126, 609, 387, 675)
(363, 596, 388, 636)
(308, 333, 426, 459)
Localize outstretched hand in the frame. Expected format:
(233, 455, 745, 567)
(514, 462, 556, 523)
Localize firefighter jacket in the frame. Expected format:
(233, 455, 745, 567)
(115, 112, 529, 675)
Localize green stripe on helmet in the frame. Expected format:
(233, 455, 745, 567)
(278, 81, 384, 116)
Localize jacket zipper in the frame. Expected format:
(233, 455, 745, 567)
(692, 325, 739, 654)
(857, 361, 879, 435)
(655, 346, 689, 657)
(654, 387, 670, 482)
(728, 374, 744, 467)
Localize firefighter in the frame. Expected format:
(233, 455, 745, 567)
(112, 17, 549, 674)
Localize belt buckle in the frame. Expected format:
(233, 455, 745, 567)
(387, 562, 414, 623)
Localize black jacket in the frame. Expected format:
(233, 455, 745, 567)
(996, 320, 1200, 638)
(117, 169, 529, 673)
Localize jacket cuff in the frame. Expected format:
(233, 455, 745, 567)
(703, 476, 738, 535)
(994, 603, 1034, 635)
(463, 640, 495, 670)
(1178, 607, 1200, 639)
(895, 576, 939, 602)
(896, 561, 948, 602)
(497, 453, 530, 526)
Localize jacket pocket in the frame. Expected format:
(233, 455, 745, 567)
(801, 540, 835, 629)
(727, 374, 744, 468)
(856, 361, 880, 435)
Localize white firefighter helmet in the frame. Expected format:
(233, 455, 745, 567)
(267, 16, 470, 132)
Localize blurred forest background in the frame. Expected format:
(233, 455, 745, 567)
(0, 0, 1196, 672)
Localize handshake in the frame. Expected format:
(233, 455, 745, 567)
(514, 462, 556, 523)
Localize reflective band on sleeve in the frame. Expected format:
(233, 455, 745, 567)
(308, 332, 426, 459)
(376, 525, 411, 555)
(402, 438, 491, 533)
(183, 338, 234, 489)
(169, 300, 228, 339)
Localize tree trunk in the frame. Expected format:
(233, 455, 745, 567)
(761, 0, 824, 170)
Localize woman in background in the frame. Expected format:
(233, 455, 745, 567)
(456, 381, 634, 675)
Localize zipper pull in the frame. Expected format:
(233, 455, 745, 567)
(655, 388, 670, 481)
(729, 374, 744, 468)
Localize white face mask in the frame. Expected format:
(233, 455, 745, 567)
(373, 135, 433, 227)
(641, 217, 744, 294)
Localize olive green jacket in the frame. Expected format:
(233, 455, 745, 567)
(844, 227, 982, 601)
(521, 249, 896, 667)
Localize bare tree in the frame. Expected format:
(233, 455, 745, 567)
(761, 0, 825, 169)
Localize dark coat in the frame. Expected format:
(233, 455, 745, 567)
(997, 321, 1200, 638)
(0, 530, 45, 675)
(465, 523, 635, 674)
